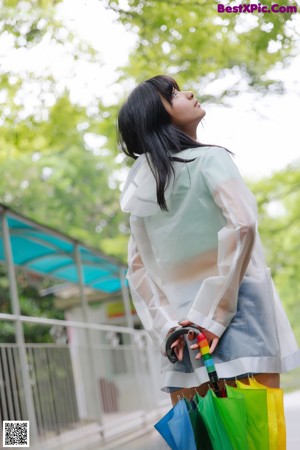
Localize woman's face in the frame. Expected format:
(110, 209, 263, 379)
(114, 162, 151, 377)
(161, 88, 206, 140)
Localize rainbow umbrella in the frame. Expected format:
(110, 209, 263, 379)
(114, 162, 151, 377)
(236, 377, 286, 450)
(154, 397, 197, 450)
(163, 326, 272, 450)
(195, 388, 249, 450)
(226, 383, 269, 450)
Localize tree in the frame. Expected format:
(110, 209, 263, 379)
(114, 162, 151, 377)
(0, 93, 129, 260)
(0, 0, 129, 260)
(104, 0, 298, 98)
(0, 0, 88, 127)
(251, 163, 300, 342)
(0, 267, 64, 343)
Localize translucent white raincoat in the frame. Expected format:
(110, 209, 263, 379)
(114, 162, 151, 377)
(121, 146, 300, 390)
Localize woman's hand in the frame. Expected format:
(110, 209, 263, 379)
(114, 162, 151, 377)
(179, 320, 219, 360)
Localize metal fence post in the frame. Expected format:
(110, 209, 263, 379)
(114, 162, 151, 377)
(144, 334, 161, 409)
(74, 244, 104, 428)
(119, 269, 148, 410)
(1, 212, 38, 441)
(119, 268, 134, 329)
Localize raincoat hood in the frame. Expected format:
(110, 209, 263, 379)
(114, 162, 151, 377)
(120, 154, 173, 217)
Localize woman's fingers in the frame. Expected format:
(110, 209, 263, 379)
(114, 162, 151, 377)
(209, 337, 219, 354)
(190, 336, 220, 358)
(178, 320, 193, 327)
(171, 336, 185, 361)
(171, 337, 182, 349)
(176, 345, 184, 361)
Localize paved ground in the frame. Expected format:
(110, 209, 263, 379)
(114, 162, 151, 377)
(109, 390, 300, 450)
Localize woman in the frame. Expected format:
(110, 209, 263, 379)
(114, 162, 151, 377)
(118, 75, 300, 405)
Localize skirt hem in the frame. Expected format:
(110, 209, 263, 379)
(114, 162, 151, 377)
(160, 350, 300, 391)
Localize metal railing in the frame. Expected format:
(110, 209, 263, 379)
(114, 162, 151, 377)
(0, 314, 169, 450)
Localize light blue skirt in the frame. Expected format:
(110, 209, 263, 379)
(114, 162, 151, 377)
(161, 280, 298, 391)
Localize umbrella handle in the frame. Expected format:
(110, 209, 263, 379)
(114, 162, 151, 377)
(165, 325, 200, 363)
(165, 325, 222, 397)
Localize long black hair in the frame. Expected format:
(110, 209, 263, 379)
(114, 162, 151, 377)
(118, 75, 220, 211)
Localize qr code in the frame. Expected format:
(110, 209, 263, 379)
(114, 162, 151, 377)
(2, 421, 29, 447)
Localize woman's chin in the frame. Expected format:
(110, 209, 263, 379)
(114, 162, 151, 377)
(198, 109, 206, 122)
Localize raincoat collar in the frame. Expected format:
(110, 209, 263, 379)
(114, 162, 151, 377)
(120, 148, 200, 217)
(120, 154, 169, 217)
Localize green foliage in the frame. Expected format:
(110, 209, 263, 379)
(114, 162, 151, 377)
(0, 268, 64, 342)
(0, 0, 100, 132)
(2, 0, 61, 48)
(0, 1, 128, 262)
(0, 92, 129, 261)
(0, 1, 129, 343)
(105, 0, 296, 96)
(251, 163, 300, 343)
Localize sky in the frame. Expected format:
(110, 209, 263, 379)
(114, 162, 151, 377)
(2, 0, 299, 180)
(199, 86, 300, 179)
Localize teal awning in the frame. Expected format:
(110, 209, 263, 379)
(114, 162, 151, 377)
(0, 204, 125, 295)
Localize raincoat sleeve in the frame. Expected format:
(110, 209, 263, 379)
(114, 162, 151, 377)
(186, 147, 257, 337)
(127, 226, 179, 352)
